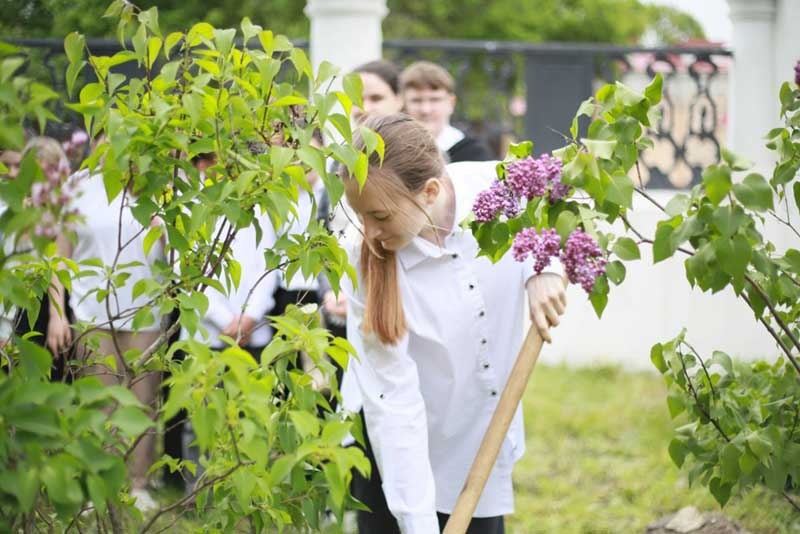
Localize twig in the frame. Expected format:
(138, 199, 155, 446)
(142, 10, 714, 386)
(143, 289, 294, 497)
(681, 340, 718, 399)
(678, 350, 730, 442)
(740, 293, 800, 377)
(782, 491, 800, 513)
(769, 209, 800, 240)
(744, 274, 800, 356)
(139, 459, 255, 534)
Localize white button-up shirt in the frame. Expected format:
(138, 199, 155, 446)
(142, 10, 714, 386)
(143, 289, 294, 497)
(344, 161, 556, 533)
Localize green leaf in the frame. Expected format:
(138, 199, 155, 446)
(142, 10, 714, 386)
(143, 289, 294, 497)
(240, 17, 262, 43)
(714, 234, 751, 285)
(64, 32, 85, 64)
(289, 410, 320, 438)
(720, 147, 752, 171)
(164, 32, 183, 59)
(644, 73, 663, 105)
(668, 438, 687, 467)
(289, 47, 313, 79)
(16, 336, 52, 378)
(738, 451, 759, 475)
(709, 477, 732, 507)
(41, 460, 84, 505)
(271, 95, 307, 107)
(795, 183, 800, 215)
(653, 224, 675, 263)
(570, 99, 594, 138)
(702, 165, 732, 206)
(269, 454, 297, 485)
(145, 37, 161, 69)
(732, 173, 774, 212)
(143, 224, 163, 256)
(111, 406, 154, 438)
(582, 139, 616, 159)
(0, 468, 38, 511)
(589, 275, 609, 317)
(746, 431, 772, 461)
(614, 82, 645, 106)
(343, 72, 364, 110)
(605, 260, 626, 285)
(213, 28, 236, 57)
(664, 194, 690, 217)
(650, 343, 667, 373)
(666, 392, 684, 418)
(604, 172, 634, 209)
(712, 205, 746, 238)
(508, 140, 533, 158)
(612, 237, 640, 261)
(554, 210, 578, 241)
(709, 351, 733, 374)
(719, 443, 741, 483)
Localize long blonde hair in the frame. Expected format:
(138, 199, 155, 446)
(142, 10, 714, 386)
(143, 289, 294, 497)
(341, 114, 444, 345)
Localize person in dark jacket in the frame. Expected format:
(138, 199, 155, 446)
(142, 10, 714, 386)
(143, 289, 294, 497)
(399, 61, 492, 163)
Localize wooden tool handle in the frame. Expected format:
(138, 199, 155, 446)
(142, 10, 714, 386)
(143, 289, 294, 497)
(443, 324, 545, 534)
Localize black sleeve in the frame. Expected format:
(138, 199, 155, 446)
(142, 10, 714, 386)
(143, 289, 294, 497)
(446, 136, 494, 163)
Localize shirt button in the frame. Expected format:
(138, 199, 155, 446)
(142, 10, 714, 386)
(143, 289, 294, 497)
(483, 362, 490, 369)
(479, 310, 485, 317)
(468, 283, 475, 290)
(451, 253, 458, 259)
(481, 338, 487, 345)
(490, 390, 498, 396)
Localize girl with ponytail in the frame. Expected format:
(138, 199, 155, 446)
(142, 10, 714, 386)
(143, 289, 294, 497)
(340, 114, 566, 534)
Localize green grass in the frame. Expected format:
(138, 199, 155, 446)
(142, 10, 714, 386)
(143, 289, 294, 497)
(509, 364, 800, 534)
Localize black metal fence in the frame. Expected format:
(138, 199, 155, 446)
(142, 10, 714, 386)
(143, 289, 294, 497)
(5, 37, 731, 189)
(385, 40, 732, 189)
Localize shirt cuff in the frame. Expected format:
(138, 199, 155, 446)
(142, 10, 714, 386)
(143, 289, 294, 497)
(397, 512, 440, 534)
(523, 256, 564, 283)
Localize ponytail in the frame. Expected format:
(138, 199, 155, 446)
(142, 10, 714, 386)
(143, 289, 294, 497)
(360, 240, 406, 345)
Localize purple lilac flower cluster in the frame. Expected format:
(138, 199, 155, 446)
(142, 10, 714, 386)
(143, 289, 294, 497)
(512, 227, 607, 293)
(561, 229, 607, 293)
(795, 60, 800, 85)
(511, 228, 561, 273)
(505, 154, 568, 203)
(473, 179, 521, 222)
(472, 154, 569, 223)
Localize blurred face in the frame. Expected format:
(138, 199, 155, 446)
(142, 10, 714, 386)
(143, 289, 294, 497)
(402, 87, 456, 139)
(352, 72, 403, 124)
(0, 150, 22, 178)
(345, 172, 437, 252)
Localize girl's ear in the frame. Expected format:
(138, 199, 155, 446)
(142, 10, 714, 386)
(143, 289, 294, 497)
(421, 177, 441, 206)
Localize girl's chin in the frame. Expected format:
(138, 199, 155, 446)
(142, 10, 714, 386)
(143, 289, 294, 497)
(380, 237, 406, 251)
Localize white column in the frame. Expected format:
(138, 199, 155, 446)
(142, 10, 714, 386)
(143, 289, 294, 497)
(727, 0, 776, 173)
(304, 0, 388, 74)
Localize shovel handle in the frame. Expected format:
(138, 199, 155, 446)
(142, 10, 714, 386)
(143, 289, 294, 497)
(443, 323, 545, 534)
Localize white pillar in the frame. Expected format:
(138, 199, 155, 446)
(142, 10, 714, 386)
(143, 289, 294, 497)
(304, 0, 388, 74)
(727, 0, 776, 173)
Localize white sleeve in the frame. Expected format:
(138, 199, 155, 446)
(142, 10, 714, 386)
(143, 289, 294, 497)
(522, 255, 563, 282)
(243, 268, 277, 321)
(243, 215, 278, 321)
(345, 282, 440, 534)
(205, 289, 235, 330)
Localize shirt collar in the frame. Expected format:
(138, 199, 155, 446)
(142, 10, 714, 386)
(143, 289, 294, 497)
(435, 125, 465, 152)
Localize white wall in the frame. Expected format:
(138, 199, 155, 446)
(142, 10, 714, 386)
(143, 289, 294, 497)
(539, 189, 785, 370)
